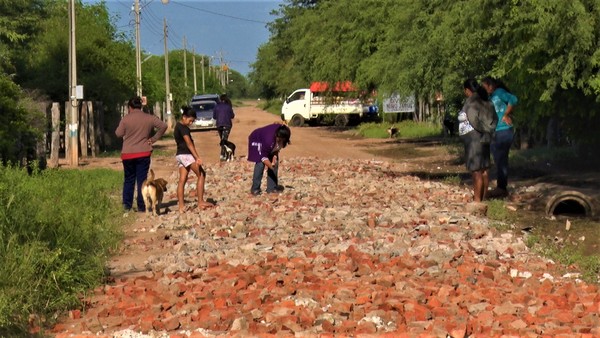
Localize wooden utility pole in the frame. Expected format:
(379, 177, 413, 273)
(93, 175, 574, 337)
(164, 18, 172, 129)
(192, 47, 197, 95)
(201, 56, 205, 93)
(68, 0, 79, 166)
(134, 0, 142, 97)
(183, 36, 187, 89)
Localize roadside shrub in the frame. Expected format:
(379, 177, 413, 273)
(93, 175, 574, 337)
(259, 99, 283, 116)
(0, 166, 123, 333)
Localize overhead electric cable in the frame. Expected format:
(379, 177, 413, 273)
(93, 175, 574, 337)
(170, 1, 269, 24)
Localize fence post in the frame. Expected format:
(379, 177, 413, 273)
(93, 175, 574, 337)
(80, 101, 88, 158)
(87, 101, 96, 157)
(64, 101, 70, 162)
(95, 101, 104, 154)
(154, 101, 161, 120)
(50, 103, 60, 167)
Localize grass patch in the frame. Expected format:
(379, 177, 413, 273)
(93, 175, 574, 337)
(527, 234, 600, 283)
(486, 199, 599, 283)
(356, 121, 442, 139)
(486, 200, 517, 232)
(510, 147, 578, 170)
(0, 166, 124, 334)
(442, 175, 461, 185)
(259, 99, 283, 116)
(153, 148, 175, 157)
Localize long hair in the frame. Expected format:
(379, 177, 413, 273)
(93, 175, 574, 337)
(481, 76, 512, 94)
(463, 78, 489, 101)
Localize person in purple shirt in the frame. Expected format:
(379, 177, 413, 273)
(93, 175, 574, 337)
(247, 123, 291, 195)
(213, 94, 235, 161)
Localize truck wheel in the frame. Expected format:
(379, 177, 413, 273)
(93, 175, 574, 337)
(334, 114, 349, 127)
(289, 114, 305, 127)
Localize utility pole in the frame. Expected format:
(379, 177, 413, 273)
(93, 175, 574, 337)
(134, 0, 142, 97)
(164, 18, 172, 129)
(68, 0, 79, 166)
(183, 36, 187, 89)
(192, 47, 197, 95)
(218, 50, 225, 88)
(226, 64, 229, 88)
(201, 56, 205, 93)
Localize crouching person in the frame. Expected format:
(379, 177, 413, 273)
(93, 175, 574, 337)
(247, 123, 291, 195)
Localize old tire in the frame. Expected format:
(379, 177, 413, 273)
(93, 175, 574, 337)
(289, 114, 305, 127)
(334, 114, 349, 127)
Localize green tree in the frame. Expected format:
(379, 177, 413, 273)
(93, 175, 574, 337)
(253, 0, 600, 146)
(19, 1, 135, 107)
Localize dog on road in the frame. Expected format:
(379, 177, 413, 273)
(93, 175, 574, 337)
(141, 169, 168, 216)
(220, 139, 236, 162)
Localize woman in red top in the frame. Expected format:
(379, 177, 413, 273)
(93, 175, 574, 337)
(115, 96, 167, 212)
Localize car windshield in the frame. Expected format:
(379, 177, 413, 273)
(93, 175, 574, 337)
(192, 102, 216, 117)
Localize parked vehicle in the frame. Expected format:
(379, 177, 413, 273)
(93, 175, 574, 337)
(189, 94, 219, 130)
(281, 82, 378, 127)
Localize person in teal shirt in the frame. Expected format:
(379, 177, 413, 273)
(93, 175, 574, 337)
(481, 77, 518, 198)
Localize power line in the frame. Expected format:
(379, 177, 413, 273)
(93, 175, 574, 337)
(140, 3, 165, 36)
(170, 1, 269, 24)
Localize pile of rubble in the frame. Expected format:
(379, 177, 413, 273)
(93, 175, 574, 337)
(53, 158, 599, 337)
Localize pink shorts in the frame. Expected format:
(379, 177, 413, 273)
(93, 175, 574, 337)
(176, 154, 195, 168)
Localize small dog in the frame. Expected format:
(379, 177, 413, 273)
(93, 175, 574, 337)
(220, 139, 236, 162)
(387, 126, 398, 138)
(141, 169, 168, 216)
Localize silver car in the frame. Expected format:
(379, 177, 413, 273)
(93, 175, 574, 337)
(189, 94, 220, 130)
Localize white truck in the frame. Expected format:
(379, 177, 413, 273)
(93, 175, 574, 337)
(280, 82, 378, 127)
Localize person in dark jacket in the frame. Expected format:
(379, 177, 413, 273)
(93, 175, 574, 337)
(247, 123, 291, 195)
(458, 79, 492, 203)
(213, 94, 235, 161)
(115, 96, 167, 212)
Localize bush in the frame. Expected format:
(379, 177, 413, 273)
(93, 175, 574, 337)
(259, 99, 283, 116)
(0, 166, 124, 333)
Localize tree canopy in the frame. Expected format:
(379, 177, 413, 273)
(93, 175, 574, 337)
(251, 0, 600, 147)
(0, 0, 241, 162)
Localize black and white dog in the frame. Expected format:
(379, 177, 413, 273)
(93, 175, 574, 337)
(220, 139, 236, 162)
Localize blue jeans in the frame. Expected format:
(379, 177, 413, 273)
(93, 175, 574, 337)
(491, 128, 514, 190)
(251, 156, 278, 193)
(122, 156, 151, 211)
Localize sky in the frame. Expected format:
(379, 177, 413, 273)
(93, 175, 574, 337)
(81, 0, 283, 75)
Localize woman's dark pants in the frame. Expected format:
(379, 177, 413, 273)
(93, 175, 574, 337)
(491, 128, 514, 190)
(122, 156, 151, 211)
(251, 156, 278, 194)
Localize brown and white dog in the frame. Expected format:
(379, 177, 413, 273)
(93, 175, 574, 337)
(141, 169, 168, 216)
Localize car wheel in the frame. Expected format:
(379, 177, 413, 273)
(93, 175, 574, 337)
(289, 114, 305, 127)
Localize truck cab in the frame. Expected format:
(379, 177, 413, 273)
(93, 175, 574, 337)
(281, 89, 310, 126)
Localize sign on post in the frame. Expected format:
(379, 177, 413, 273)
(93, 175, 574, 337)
(383, 93, 415, 113)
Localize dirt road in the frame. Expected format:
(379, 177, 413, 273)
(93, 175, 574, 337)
(172, 101, 393, 164)
(51, 102, 599, 337)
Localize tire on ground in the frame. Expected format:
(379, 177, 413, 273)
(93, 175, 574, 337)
(334, 114, 349, 127)
(289, 114, 305, 127)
